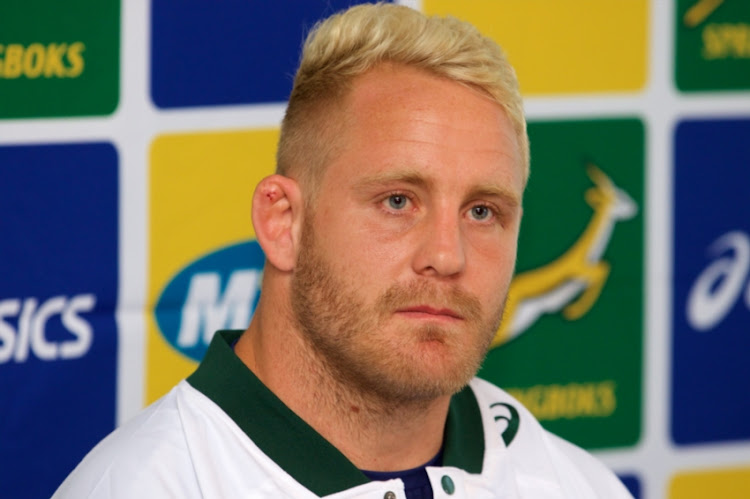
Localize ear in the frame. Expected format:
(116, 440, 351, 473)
(251, 174, 304, 272)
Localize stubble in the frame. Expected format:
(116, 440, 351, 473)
(290, 217, 506, 405)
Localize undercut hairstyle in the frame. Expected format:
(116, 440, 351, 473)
(276, 2, 529, 198)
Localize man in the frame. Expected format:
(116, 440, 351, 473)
(56, 4, 632, 498)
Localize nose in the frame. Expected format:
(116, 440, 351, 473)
(412, 210, 466, 278)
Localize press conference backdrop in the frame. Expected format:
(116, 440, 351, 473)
(1, 1, 748, 497)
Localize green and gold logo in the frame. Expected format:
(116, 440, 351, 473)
(492, 164, 637, 348)
(0, 43, 85, 79)
(676, 0, 750, 91)
(0, 1, 119, 118)
(481, 119, 644, 450)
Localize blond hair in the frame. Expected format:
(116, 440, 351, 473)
(277, 3, 529, 193)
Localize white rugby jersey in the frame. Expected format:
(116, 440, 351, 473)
(54, 331, 632, 498)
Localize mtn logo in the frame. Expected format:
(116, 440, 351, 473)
(154, 240, 264, 362)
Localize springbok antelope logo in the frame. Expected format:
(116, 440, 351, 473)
(491, 163, 638, 348)
(683, 0, 724, 28)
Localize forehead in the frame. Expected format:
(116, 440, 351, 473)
(321, 63, 524, 196)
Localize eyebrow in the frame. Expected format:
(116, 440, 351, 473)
(354, 169, 522, 207)
(467, 185, 522, 208)
(354, 169, 431, 190)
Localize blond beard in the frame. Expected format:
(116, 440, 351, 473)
(290, 217, 505, 405)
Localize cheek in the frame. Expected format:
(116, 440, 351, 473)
(315, 224, 399, 287)
(468, 228, 518, 266)
(351, 215, 418, 264)
(467, 236, 518, 287)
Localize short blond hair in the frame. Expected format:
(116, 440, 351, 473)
(277, 3, 529, 194)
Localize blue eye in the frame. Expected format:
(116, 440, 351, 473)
(387, 194, 408, 210)
(471, 205, 491, 220)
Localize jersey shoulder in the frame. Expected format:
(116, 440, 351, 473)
(544, 432, 633, 498)
(468, 377, 632, 498)
(53, 382, 199, 498)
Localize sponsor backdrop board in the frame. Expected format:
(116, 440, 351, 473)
(675, 0, 750, 91)
(150, 0, 385, 108)
(424, 0, 649, 94)
(0, 0, 120, 118)
(147, 130, 277, 401)
(669, 466, 750, 498)
(0, 1, 749, 498)
(481, 119, 644, 451)
(671, 118, 750, 445)
(0, 143, 119, 498)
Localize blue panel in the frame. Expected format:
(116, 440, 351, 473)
(151, 0, 388, 108)
(618, 474, 641, 498)
(671, 118, 750, 445)
(0, 143, 119, 498)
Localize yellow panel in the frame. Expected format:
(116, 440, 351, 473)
(424, 0, 649, 95)
(670, 467, 750, 498)
(146, 129, 279, 404)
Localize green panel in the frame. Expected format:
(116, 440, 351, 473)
(676, 0, 750, 92)
(479, 119, 644, 450)
(0, 0, 120, 118)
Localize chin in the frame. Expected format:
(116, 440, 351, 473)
(370, 343, 482, 402)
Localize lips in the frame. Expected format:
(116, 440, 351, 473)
(396, 305, 463, 320)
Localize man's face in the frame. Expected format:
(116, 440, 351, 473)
(291, 64, 524, 403)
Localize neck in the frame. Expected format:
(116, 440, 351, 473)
(235, 288, 450, 472)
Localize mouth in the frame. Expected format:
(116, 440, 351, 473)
(395, 305, 464, 321)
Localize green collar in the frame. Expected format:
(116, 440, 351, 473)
(188, 330, 485, 496)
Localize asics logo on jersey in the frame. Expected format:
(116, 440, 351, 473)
(490, 402, 520, 446)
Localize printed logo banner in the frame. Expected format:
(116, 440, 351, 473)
(480, 119, 645, 450)
(0, 142, 119, 498)
(619, 475, 642, 499)
(424, 0, 649, 94)
(150, 0, 387, 109)
(671, 118, 750, 445)
(147, 129, 278, 403)
(676, 0, 750, 91)
(670, 467, 750, 498)
(0, 0, 120, 119)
